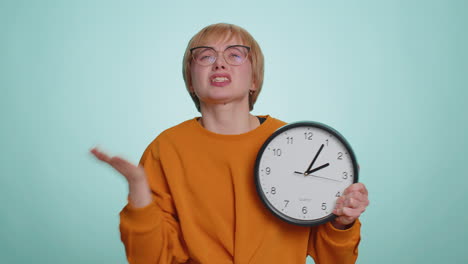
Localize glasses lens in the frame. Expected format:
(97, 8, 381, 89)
(224, 46, 249, 65)
(193, 48, 216, 66)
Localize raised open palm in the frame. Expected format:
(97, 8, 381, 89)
(90, 147, 146, 184)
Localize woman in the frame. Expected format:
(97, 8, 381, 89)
(91, 23, 369, 264)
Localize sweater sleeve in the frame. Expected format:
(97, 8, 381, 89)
(307, 219, 361, 264)
(119, 139, 189, 264)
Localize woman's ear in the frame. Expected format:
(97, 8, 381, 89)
(251, 81, 257, 92)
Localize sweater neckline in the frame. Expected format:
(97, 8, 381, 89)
(189, 115, 275, 141)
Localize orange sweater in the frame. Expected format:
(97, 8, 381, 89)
(120, 116, 361, 264)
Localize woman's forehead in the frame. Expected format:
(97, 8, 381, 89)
(196, 32, 245, 47)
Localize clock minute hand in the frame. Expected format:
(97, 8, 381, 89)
(306, 163, 330, 174)
(306, 144, 324, 173)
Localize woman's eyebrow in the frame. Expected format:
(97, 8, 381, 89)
(190, 46, 214, 52)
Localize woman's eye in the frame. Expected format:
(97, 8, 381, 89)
(200, 55, 214, 61)
(229, 53, 241, 58)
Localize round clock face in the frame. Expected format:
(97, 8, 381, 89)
(255, 121, 358, 226)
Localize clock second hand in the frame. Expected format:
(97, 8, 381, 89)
(307, 174, 342, 182)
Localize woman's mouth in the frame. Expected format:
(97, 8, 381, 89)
(212, 77, 230, 82)
(210, 74, 231, 87)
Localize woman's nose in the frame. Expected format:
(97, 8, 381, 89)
(212, 53, 227, 70)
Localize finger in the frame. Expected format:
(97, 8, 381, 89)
(344, 196, 369, 212)
(334, 206, 363, 218)
(335, 195, 345, 206)
(90, 147, 111, 163)
(337, 207, 362, 218)
(337, 192, 369, 207)
(109, 156, 137, 175)
(359, 183, 368, 195)
(333, 205, 347, 216)
(343, 183, 363, 195)
(109, 157, 129, 175)
(344, 183, 368, 196)
(333, 207, 344, 216)
(345, 207, 364, 218)
(342, 192, 368, 204)
(343, 197, 360, 208)
(349, 199, 369, 213)
(335, 215, 355, 225)
(110, 156, 136, 168)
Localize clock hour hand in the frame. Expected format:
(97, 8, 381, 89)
(306, 144, 324, 173)
(306, 163, 330, 174)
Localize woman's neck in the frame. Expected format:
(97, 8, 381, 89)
(199, 104, 259, 135)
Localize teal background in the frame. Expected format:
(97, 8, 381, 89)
(1, 0, 467, 263)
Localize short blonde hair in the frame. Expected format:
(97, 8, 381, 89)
(182, 23, 264, 112)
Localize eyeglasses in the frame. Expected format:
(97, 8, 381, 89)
(190, 45, 251, 66)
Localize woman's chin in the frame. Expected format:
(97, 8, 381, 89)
(200, 96, 248, 108)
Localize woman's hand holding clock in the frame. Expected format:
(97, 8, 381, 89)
(331, 182, 369, 229)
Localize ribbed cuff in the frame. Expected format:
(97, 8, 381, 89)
(323, 219, 361, 243)
(120, 199, 163, 233)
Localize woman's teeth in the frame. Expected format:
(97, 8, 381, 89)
(212, 77, 229, 82)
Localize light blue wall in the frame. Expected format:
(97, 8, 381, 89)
(1, 1, 467, 263)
